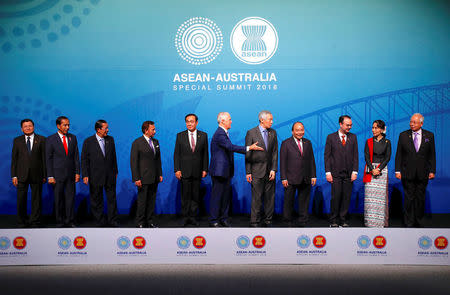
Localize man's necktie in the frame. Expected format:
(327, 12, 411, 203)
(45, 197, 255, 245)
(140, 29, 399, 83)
(26, 136, 31, 154)
(99, 138, 106, 156)
(149, 138, 155, 154)
(341, 135, 346, 146)
(191, 133, 196, 152)
(297, 139, 303, 156)
(62, 135, 68, 155)
(263, 129, 268, 150)
(414, 132, 419, 152)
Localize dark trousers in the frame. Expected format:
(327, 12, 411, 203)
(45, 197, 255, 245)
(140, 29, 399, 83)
(89, 183, 118, 226)
(283, 181, 311, 224)
(54, 178, 76, 226)
(16, 181, 42, 227)
(330, 174, 353, 224)
(402, 178, 428, 227)
(180, 177, 201, 221)
(209, 176, 231, 223)
(135, 183, 158, 226)
(250, 176, 275, 224)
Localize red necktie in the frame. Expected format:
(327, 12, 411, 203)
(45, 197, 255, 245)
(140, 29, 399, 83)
(191, 133, 196, 152)
(297, 139, 303, 156)
(342, 135, 346, 146)
(62, 135, 68, 155)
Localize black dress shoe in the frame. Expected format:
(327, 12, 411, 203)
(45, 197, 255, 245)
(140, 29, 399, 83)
(220, 220, 231, 227)
(191, 220, 200, 227)
(209, 222, 220, 228)
(136, 224, 145, 228)
(263, 222, 273, 228)
(329, 223, 339, 228)
(147, 223, 158, 228)
(250, 223, 259, 228)
(340, 223, 350, 228)
(67, 223, 76, 228)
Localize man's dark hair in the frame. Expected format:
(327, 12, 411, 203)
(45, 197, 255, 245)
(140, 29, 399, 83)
(95, 119, 107, 131)
(339, 115, 351, 124)
(185, 114, 198, 122)
(21, 119, 34, 127)
(141, 121, 155, 134)
(291, 121, 304, 131)
(56, 116, 69, 125)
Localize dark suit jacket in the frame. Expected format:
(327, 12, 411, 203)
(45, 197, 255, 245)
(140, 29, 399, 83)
(173, 130, 208, 178)
(280, 137, 316, 184)
(209, 127, 246, 178)
(130, 136, 162, 184)
(81, 135, 118, 186)
(324, 132, 358, 177)
(11, 134, 46, 183)
(46, 133, 80, 181)
(245, 126, 278, 178)
(395, 129, 436, 180)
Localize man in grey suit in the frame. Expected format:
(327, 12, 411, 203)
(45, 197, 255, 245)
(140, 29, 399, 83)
(245, 111, 278, 227)
(130, 121, 163, 228)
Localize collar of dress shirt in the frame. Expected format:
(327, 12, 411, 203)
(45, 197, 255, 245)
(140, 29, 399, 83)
(338, 130, 347, 141)
(219, 126, 228, 134)
(188, 129, 197, 137)
(25, 133, 35, 141)
(412, 129, 422, 136)
(143, 134, 152, 142)
(95, 133, 104, 142)
(258, 124, 267, 134)
(57, 131, 67, 140)
(293, 136, 302, 144)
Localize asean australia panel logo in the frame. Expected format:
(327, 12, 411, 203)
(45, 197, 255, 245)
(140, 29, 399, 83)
(230, 17, 278, 64)
(175, 17, 223, 65)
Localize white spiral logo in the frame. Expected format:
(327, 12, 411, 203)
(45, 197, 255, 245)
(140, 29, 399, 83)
(175, 17, 223, 65)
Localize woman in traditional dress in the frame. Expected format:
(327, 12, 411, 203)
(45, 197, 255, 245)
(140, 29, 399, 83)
(363, 120, 391, 227)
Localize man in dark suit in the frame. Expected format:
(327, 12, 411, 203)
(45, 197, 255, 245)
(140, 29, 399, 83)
(81, 119, 119, 227)
(209, 112, 263, 227)
(395, 113, 436, 227)
(130, 121, 163, 228)
(324, 115, 358, 227)
(245, 111, 278, 227)
(174, 114, 208, 227)
(280, 122, 316, 227)
(46, 116, 80, 227)
(11, 119, 46, 227)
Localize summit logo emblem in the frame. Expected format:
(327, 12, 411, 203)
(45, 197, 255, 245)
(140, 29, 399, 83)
(230, 17, 278, 64)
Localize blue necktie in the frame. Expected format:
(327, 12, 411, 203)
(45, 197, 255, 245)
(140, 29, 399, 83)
(26, 136, 31, 154)
(149, 138, 155, 154)
(262, 129, 268, 150)
(99, 138, 105, 156)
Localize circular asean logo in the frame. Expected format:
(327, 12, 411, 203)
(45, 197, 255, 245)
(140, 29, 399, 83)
(357, 235, 371, 249)
(434, 236, 448, 250)
(230, 17, 278, 64)
(373, 236, 387, 249)
(175, 17, 223, 65)
(236, 235, 250, 249)
(133, 236, 146, 250)
(58, 236, 71, 250)
(418, 236, 432, 250)
(313, 235, 326, 248)
(73, 236, 87, 250)
(13, 236, 27, 250)
(177, 236, 191, 249)
(193, 236, 206, 249)
(0, 237, 11, 250)
(117, 236, 131, 250)
(297, 235, 311, 249)
(252, 235, 266, 249)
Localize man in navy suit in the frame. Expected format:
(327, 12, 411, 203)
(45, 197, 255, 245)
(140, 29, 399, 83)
(395, 113, 436, 227)
(11, 119, 46, 227)
(209, 112, 263, 227)
(324, 115, 358, 227)
(46, 116, 80, 227)
(280, 122, 316, 227)
(81, 119, 119, 227)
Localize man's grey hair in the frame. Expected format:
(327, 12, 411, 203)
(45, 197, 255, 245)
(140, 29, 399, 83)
(217, 112, 230, 124)
(412, 113, 424, 123)
(258, 110, 272, 122)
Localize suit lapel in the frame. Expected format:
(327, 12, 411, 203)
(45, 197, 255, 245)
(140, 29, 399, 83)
(407, 131, 416, 153)
(96, 136, 105, 157)
(290, 137, 302, 157)
(418, 130, 426, 153)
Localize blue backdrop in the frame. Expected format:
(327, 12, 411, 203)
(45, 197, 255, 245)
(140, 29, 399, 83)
(0, 0, 449, 215)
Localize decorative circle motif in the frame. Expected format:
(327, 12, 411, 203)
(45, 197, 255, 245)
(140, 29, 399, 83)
(13, 236, 27, 250)
(0, 236, 11, 251)
(117, 236, 131, 250)
(357, 235, 371, 249)
(236, 235, 250, 249)
(252, 235, 266, 249)
(177, 236, 191, 249)
(434, 236, 448, 250)
(73, 236, 87, 250)
(418, 236, 432, 250)
(192, 235, 206, 249)
(297, 235, 311, 249)
(373, 235, 387, 249)
(312, 235, 326, 249)
(58, 236, 71, 250)
(175, 17, 223, 65)
(133, 236, 146, 250)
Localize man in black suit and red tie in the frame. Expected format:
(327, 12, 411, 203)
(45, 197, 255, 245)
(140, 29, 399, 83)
(280, 122, 316, 227)
(395, 113, 436, 227)
(81, 119, 119, 227)
(324, 115, 358, 227)
(46, 116, 80, 227)
(130, 121, 163, 228)
(11, 119, 46, 228)
(174, 114, 208, 227)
